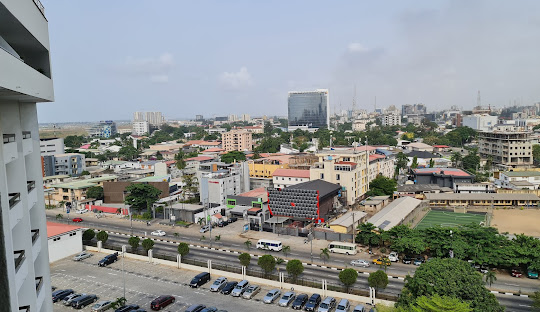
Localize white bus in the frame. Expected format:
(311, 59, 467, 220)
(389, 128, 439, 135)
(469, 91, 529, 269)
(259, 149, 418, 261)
(256, 239, 283, 251)
(328, 241, 358, 255)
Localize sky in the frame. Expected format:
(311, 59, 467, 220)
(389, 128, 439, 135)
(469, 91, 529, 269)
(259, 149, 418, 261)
(37, 0, 540, 123)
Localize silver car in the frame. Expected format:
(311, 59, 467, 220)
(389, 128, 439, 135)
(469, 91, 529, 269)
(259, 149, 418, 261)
(210, 277, 228, 292)
(231, 280, 249, 297)
(263, 289, 281, 304)
(63, 293, 84, 306)
(336, 299, 350, 312)
(92, 300, 112, 312)
(278, 291, 296, 307)
(73, 251, 92, 261)
(317, 297, 336, 312)
(242, 285, 260, 299)
(350, 259, 369, 267)
(200, 225, 210, 233)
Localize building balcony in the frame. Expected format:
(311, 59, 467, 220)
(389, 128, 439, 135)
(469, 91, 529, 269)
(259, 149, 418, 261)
(9, 193, 23, 230)
(22, 131, 33, 156)
(3, 134, 17, 164)
(14, 250, 27, 292)
(18, 306, 30, 312)
(27, 181, 37, 209)
(31, 229, 41, 261)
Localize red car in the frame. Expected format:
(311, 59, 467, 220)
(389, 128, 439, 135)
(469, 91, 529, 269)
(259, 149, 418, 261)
(72, 218, 83, 223)
(511, 268, 523, 278)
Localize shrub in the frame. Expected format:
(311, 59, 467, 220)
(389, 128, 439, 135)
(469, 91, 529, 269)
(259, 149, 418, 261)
(82, 229, 95, 241)
(96, 231, 109, 243)
(142, 238, 154, 251)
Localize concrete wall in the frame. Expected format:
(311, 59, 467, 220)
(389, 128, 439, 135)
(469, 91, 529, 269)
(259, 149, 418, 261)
(48, 230, 82, 263)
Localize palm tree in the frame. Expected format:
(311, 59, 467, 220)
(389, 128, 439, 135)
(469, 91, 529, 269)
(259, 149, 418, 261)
(282, 245, 291, 257)
(244, 239, 252, 250)
(320, 248, 330, 264)
(451, 152, 463, 168)
(484, 270, 497, 287)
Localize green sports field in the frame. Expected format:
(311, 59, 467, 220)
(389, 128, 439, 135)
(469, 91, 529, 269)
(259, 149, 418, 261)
(415, 210, 486, 230)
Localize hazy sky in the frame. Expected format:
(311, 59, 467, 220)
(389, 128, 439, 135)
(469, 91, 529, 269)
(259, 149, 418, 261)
(38, 0, 540, 123)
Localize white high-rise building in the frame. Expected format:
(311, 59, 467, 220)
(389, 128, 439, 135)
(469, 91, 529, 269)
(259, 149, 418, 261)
(133, 111, 164, 127)
(132, 121, 149, 136)
(0, 0, 54, 311)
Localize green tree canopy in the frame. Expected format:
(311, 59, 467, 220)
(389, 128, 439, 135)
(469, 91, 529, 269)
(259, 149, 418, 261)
(366, 175, 397, 196)
(124, 183, 162, 213)
(397, 258, 503, 312)
(257, 254, 276, 276)
(142, 238, 154, 251)
(238, 253, 251, 267)
(128, 236, 140, 250)
(177, 242, 189, 258)
(86, 186, 104, 200)
(410, 294, 472, 312)
(286, 259, 304, 280)
(82, 229, 95, 241)
(368, 270, 389, 293)
(64, 135, 86, 148)
(118, 145, 139, 160)
(221, 151, 247, 164)
(338, 268, 358, 291)
(96, 231, 108, 243)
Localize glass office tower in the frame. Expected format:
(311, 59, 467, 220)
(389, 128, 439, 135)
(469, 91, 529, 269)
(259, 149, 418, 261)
(288, 89, 329, 129)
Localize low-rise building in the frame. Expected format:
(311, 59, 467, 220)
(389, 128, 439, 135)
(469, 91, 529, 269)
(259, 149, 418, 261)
(48, 175, 119, 205)
(478, 126, 533, 169)
(198, 162, 250, 206)
(43, 153, 86, 176)
(329, 211, 367, 234)
(367, 197, 428, 230)
(272, 169, 310, 188)
(453, 183, 495, 193)
(47, 222, 82, 263)
(132, 120, 149, 136)
(496, 171, 540, 189)
(425, 193, 540, 207)
(412, 168, 475, 188)
(394, 184, 453, 199)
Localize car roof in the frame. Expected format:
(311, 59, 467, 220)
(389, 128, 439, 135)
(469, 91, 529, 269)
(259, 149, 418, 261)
(310, 293, 321, 298)
(322, 297, 335, 303)
(338, 299, 349, 304)
(283, 291, 294, 295)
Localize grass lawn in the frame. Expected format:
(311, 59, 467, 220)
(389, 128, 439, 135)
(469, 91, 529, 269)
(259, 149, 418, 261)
(415, 210, 486, 230)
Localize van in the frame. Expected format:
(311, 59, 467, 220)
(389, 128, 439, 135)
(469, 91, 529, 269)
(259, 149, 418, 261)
(256, 239, 282, 251)
(231, 280, 249, 297)
(190, 272, 211, 288)
(72, 294, 98, 309)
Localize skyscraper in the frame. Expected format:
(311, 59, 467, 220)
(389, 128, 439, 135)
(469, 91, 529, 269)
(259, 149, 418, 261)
(288, 89, 329, 130)
(0, 0, 54, 310)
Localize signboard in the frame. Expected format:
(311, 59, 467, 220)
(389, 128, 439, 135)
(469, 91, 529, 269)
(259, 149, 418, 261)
(243, 224, 249, 232)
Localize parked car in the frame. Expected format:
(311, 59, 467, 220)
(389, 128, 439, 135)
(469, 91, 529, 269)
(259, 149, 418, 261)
(242, 285, 260, 299)
(52, 289, 74, 302)
(317, 297, 336, 312)
(304, 293, 322, 311)
(263, 289, 281, 304)
(231, 280, 249, 297)
(63, 293, 84, 306)
(218, 221, 228, 227)
(372, 258, 391, 266)
(72, 294, 98, 309)
(92, 300, 112, 312)
(150, 295, 175, 310)
(98, 252, 118, 267)
(336, 299, 350, 312)
(115, 304, 140, 312)
(72, 217, 83, 222)
(350, 259, 370, 267)
(228, 217, 238, 223)
(200, 225, 210, 233)
(190, 272, 211, 288)
(150, 230, 166, 237)
(352, 304, 366, 312)
(278, 291, 296, 307)
(210, 277, 228, 292)
(413, 257, 425, 266)
(221, 281, 238, 295)
(527, 269, 539, 279)
(185, 304, 206, 312)
(402, 255, 413, 264)
(133, 310, 147, 312)
(291, 293, 308, 310)
(388, 252, 399, 262)
(200, 307, 218, 312)
(511, 268, 523, 278)
(478, 265, 489, 274)
(73, 251, 93, 261)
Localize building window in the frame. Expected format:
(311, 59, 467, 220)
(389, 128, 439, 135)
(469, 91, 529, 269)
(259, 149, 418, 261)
(320, 173, 324, 179)
(336, 174, 340, 181)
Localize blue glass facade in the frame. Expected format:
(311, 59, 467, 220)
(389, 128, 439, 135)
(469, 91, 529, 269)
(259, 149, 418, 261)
(288, 90, 329, 128)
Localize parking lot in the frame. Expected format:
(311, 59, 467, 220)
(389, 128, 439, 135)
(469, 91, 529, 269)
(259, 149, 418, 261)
(51, 251, 369, 311)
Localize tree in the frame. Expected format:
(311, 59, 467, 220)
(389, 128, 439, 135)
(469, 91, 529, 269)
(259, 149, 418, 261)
(96, 231, 108, 243)
(395, 152, 409, 176)
(532, 291, 540, 311)
(338, 268, 358, 292)
(411, 156, 419, 169)
(110, 297, 127, 310)
(177, 242, 189, 258)
(320, 248, 330, 264)
(264, 121, 274, 136)
(181, 175, 198, 197)
(244, 239, 252, 250)
(533, 145, 540, 165)
(64, 135, 86, 148)
(368, 270, 389, 293)
(221, 151, 246, 164)
(483, 270, 497, 287)
(451, 152, 462, 168)
(81, 170, 90, 176)
(366, 175, 397, 196)
(124, 183, 162, 213)
(282, 245, 291, 257)
(238, 253, 251, 267)
(355, 223, 379, 248)
(429, 158, 435, 168)
(257, 254, 276, 276)
(286, 259, 304, 281)
(462, 149, 480, 172)
(142, 238, 154, 251)
(128, 236, 140, 250)
(118, 145, 139, 160)
(86, 186, 104, 200)
(82, 229, 95, 241)
(397, 258, 503, 312)
(411, 294, 472, 312)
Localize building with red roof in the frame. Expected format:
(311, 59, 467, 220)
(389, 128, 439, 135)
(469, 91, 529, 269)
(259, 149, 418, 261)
(273, 169, 311, 189)
(412, 168, 474, 188)
(47, 222, 83, 263)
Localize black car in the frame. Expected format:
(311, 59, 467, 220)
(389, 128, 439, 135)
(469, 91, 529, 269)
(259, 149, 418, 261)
(185, 304, 206, 312)
(115, 304, 140, 312)
(72, 294, 98, 309)
(291, 294, 308, 310)
(98, 252, 118, 267)
(227, 217, 238, 224)
(190, 272, 211, 288)
(402, 255, 413, 264)
(304, 293, 321, 311)
(52, 289, 74, 302)
(218, 221, 228, 227)
(220, 281, 238, 295)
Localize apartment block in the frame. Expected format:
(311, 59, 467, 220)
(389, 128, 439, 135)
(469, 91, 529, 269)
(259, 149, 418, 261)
(478, 126, 533, 169)
(39, 137, 64, 156)
(381, 113, 401, 126)
(198, 162, 250, 206)
(89, 120, 117, 138)
(0, 0, 55, 310)
(222, 129, 252, 152)
(462, 114, 498, 131)
(132, 120, 149, 136)
(43, 153, 86, 177)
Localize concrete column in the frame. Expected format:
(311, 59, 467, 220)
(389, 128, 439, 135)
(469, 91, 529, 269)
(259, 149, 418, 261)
(121, 245, 126, 256)
(242, 266, 246, 279)
(177, 254, 182, 269)
(369, 287, 375, 305)
(208, 260, 212, 275)
(97, 241, 102, 252)
(148, 249, 153, 263)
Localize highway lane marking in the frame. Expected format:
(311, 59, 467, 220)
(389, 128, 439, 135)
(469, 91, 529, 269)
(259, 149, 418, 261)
(519, 304, 531, 307)
(503, 283, 521, 287)
(108, 273, 118, 276)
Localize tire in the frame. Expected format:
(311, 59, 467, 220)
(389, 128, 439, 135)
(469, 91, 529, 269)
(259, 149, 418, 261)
(330, 250, 334, 253)
(346, 252, 349, 255)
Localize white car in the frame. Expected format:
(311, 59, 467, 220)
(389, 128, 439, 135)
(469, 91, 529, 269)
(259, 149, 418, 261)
(73, 251, 93, 261)
(200, 225, 210, 233)
(388, 252, 399, 262)
(150, 230, 166, 236)
(350, 259, 370, 267)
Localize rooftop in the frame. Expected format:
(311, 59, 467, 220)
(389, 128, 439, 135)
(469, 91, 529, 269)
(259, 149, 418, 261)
(272, 168, 310, 178)
(134, 175, 170, 182)
(238, 187, 267, 199)
(287, 179, 341, 199)
(43, 174, 70, 181)
(52, 175, 118, 190)
(502, 171, 540, 177)
(330, 211, 367, 227)
(397, 184, 453, 192)
(424, 193, 540, 201)
(185, 156, 214, 162)
(413, 168, 473, 177)
(47, 222, 81, 238)
(406, 142, 433, 149)
(367, 197, 423, 230)
(406, 150, 439, 159)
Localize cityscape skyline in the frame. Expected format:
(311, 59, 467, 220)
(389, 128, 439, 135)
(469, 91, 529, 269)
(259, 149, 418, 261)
(38, 0, 540, 123)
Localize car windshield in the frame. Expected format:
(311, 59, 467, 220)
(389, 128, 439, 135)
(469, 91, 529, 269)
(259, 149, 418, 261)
(213, 280, 221, 285)
(283, 295, 290, 299)
(321, 303, 329, 308)
(234, 285, 242, 289)
(338, 305, 346, 309)
(245, 288, 253, 293)
(267, 292, 274, 296)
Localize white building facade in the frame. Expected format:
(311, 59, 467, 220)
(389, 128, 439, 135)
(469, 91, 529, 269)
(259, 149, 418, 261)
(462, 114, 498, 132)
(39, 138, 64, 156)
(132, 121, 149, 136)
(0, 0, 55, 310)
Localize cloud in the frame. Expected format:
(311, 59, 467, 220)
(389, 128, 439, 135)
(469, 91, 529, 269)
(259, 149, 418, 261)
(219, 67, 254, 90)
(120, 53, 174, 83)
(348, 43, 370, 53)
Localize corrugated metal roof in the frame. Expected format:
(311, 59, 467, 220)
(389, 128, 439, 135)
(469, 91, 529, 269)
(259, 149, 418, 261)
(367, 197, 423, 230)
(425, 193, 540, 201)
